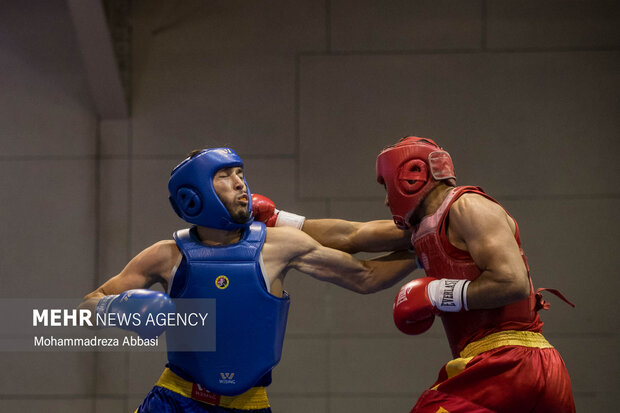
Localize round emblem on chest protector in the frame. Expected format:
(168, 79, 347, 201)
(215, 275, 229, 289)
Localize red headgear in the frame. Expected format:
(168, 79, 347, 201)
(376, 136, 455, 229)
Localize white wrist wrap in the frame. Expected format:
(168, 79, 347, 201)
(275, 210, 306, 230)
(427, 279, 470, 312)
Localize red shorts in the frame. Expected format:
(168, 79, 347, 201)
(411, 332, 575, 413)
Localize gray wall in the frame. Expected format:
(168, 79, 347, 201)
(1, 0, 618, 412)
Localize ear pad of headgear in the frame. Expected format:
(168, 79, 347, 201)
(175, 187, 202, 217)
(428, 151, 455, 180)
(398, 159, 429, 194)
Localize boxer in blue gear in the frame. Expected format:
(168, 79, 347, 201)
(80, 147, 416, 412)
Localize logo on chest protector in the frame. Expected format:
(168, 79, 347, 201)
(215, 275, 229, 289)
(219, 372, 236, 384)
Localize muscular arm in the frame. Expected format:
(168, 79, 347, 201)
(263, 226, 416, 294)
(301, 219, 411, 254)
(79, 241, 179, 313)
(251, 194, 411, 253)
(448, 194, 530, 310)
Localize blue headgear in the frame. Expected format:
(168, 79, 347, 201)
(168, 148, 254, 230)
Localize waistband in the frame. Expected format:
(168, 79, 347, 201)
(155, 368, 270, 410)
(460, 330, 553, 359)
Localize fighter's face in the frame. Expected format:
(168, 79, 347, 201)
(213, 166, 251, 224)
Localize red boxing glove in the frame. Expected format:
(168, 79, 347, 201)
(251, 194, 306, 229)
(252, 194, 278, 226)
(393, 277, 438, 335)
(393, 277, 471, 335)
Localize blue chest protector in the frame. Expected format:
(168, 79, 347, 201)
(166, 222, 290, 396)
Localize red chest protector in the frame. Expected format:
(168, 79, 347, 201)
(412, 186, 543, 357)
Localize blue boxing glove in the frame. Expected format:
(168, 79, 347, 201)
(95, 289, 175, 339)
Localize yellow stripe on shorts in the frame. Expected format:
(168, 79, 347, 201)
(431, 330, 554, 386)
(459, 330, 553, 359)
(154, 368, 270, 410)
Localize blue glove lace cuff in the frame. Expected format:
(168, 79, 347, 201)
(95, 294, 118, 316)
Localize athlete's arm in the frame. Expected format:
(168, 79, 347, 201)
(263, 226, 416, 294)
(252, 194, 411, 253)
(79, 241, 179, 314)
(448, 194, 531, 310)
(301, 219, 411, 253)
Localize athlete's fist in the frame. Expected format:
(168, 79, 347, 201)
(393, 277, 471, 335)
(96, 289, 175, 339)
(252, 194, 278, 226)
(393, 277, 438, 335)
(251, 194, 306, 229)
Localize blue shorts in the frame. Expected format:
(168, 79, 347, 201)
(136, 386, 272, 413)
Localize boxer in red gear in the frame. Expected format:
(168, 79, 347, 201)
(382, 137, 575, 413)
(255, 136, 576, 413)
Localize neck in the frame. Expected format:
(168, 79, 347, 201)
(196, 226, 243, 246)
(411, 183, 455, 226)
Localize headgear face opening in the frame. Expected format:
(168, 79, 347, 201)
(168, 148, 254, 230)
(376, 137, 455, 229)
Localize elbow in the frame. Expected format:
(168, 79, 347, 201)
(341, 228, 364, 254)
(506, 273, 530, 303)
(357, 269, 384, 294)
(517, 278, 531, 301)
(339, 239, 360, 254)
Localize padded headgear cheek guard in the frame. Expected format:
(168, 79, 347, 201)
(168, 148, 254, 230)
(376, 137, 455, 229)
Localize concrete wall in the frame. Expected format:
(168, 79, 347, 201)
(1, 0, 618, 411)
